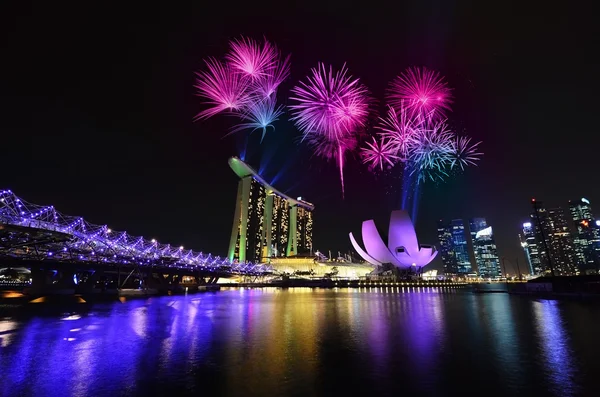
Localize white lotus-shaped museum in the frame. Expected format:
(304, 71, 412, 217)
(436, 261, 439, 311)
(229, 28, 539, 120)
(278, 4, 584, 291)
(349, 210, 437, 269)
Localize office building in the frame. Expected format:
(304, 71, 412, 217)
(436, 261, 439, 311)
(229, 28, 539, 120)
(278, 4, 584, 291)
(520, 222, 541, 275)
(437, 219, 472, 276)
(228, 157, 314, 263)
(469, 218, 502, 279)
(569, 198, 600, 273)
(530, 200, 577, 275)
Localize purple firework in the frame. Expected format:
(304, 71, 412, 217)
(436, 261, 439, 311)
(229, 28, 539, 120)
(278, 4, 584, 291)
(290, 63, 370, 196)
(375, 104, 420, 161)
(361, 136, 400, 171)
(194, 58, 250, 120)
(289, 63, 370, 141)
(449, 136, 482, 170)
(252, 54, 291, 99)
(226, 36, 278, 79)
(387, 67, 452, 120)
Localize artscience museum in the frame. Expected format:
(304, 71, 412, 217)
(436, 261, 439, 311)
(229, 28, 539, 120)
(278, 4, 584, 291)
(350, 210, 438, 272)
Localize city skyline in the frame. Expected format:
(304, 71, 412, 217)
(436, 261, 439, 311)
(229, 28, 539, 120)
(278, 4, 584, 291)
(1, 2, 598, 275)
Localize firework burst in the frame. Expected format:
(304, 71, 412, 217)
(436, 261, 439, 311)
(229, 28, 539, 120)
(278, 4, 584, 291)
(449, 136, 482, 170)
(407, 121, 454, 182)
(361, 136, 400, 171)
(226, 36, 278, 79)
(289, 63, 370, 140)
(290, 63, 370, 197)
(230, 95, 284, 142)
(375, 104, 420, 160)
(387, 67, 452, 120)
(194, 58, 250, 120)
(252, 54, 291, 99)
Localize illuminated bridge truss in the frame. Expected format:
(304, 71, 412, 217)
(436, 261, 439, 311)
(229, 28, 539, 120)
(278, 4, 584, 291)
(0, 190, 272, 276)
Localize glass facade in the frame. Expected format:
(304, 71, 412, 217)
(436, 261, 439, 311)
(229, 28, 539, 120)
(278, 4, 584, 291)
(569, 198, 600, 273)
(469, 218, 502, 279)
(437, 219, 472, 276)
(520, 222, 541, 275)
(531, 200, 577, 276)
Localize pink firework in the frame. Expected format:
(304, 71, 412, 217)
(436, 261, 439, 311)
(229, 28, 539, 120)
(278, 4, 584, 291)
(226, 36, 278, 79)
(194, 58, 250, 120)
(375, 104, 420, 160)
(361, 136, 400, 171)
(252, 54, 291, 99)
(290, 63, 370, 197)
(387, 67, 452, 120)
(289, 63, 370, 140)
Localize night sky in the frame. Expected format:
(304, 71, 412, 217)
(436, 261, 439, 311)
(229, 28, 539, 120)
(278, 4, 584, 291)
(1, 1, 597, 274)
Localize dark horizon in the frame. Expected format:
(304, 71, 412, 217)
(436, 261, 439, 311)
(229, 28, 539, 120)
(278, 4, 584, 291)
(1, 1, 598, 274)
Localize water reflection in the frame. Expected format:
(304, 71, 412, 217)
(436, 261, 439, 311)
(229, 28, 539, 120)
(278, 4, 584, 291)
(0, 290, 598, 396)
(532, 300, 579, 396)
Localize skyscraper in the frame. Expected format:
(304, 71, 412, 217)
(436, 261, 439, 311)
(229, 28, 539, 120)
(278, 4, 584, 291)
(520, 222, 541, 275)
(569, 198, 599, 273)
(437, 219, 472, 276)
(530, 199, 577, 275)
(469, 218, 502, 279)
(228, 157, 314, 263)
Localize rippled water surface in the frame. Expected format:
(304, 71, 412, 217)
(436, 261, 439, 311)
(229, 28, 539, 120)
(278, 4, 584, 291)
(1, 288, 600, 396)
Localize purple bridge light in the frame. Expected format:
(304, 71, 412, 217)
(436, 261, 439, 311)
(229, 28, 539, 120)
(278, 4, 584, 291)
(0, 190, 271, 275)
(349, 210, 437, 270)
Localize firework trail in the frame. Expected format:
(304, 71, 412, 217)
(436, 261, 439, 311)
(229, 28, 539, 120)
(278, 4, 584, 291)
(387, 66, 452, 121)
(304, 133, 358, 197)
(290, 63, 370, 196)
(194, 58, 250, 120)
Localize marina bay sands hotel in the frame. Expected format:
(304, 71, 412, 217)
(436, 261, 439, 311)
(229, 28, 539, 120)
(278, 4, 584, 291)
(228, 157, 314, 263)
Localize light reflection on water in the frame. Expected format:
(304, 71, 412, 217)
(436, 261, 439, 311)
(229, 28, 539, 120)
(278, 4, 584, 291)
(1, 289, 599, 396)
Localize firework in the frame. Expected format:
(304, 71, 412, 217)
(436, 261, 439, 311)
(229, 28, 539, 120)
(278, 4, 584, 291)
(304, 133, 358, 196)
(194, 58, 250, 120)
(226, 36, 278, 79)
(289, 63, 370, 140)
(375, 104, 420, 160)
(407, 121, 454, 182)
(387, 67, 452, 120)
(230, 95, 284, 141)
(449, 136, 482, 170)
(361, 136, 400, 171)
(252, 54, 291, 99)
(290, 63, 370, 196)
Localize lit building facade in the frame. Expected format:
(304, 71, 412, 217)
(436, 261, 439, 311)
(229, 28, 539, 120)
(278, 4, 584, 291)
(469, 218, 502, 279)
(228, 157, 314, 263)
(530, 200, 577, 275)
(569, 198, 600, 273)
(520, 222, 541, 275)
(437, 219, 472, 276)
